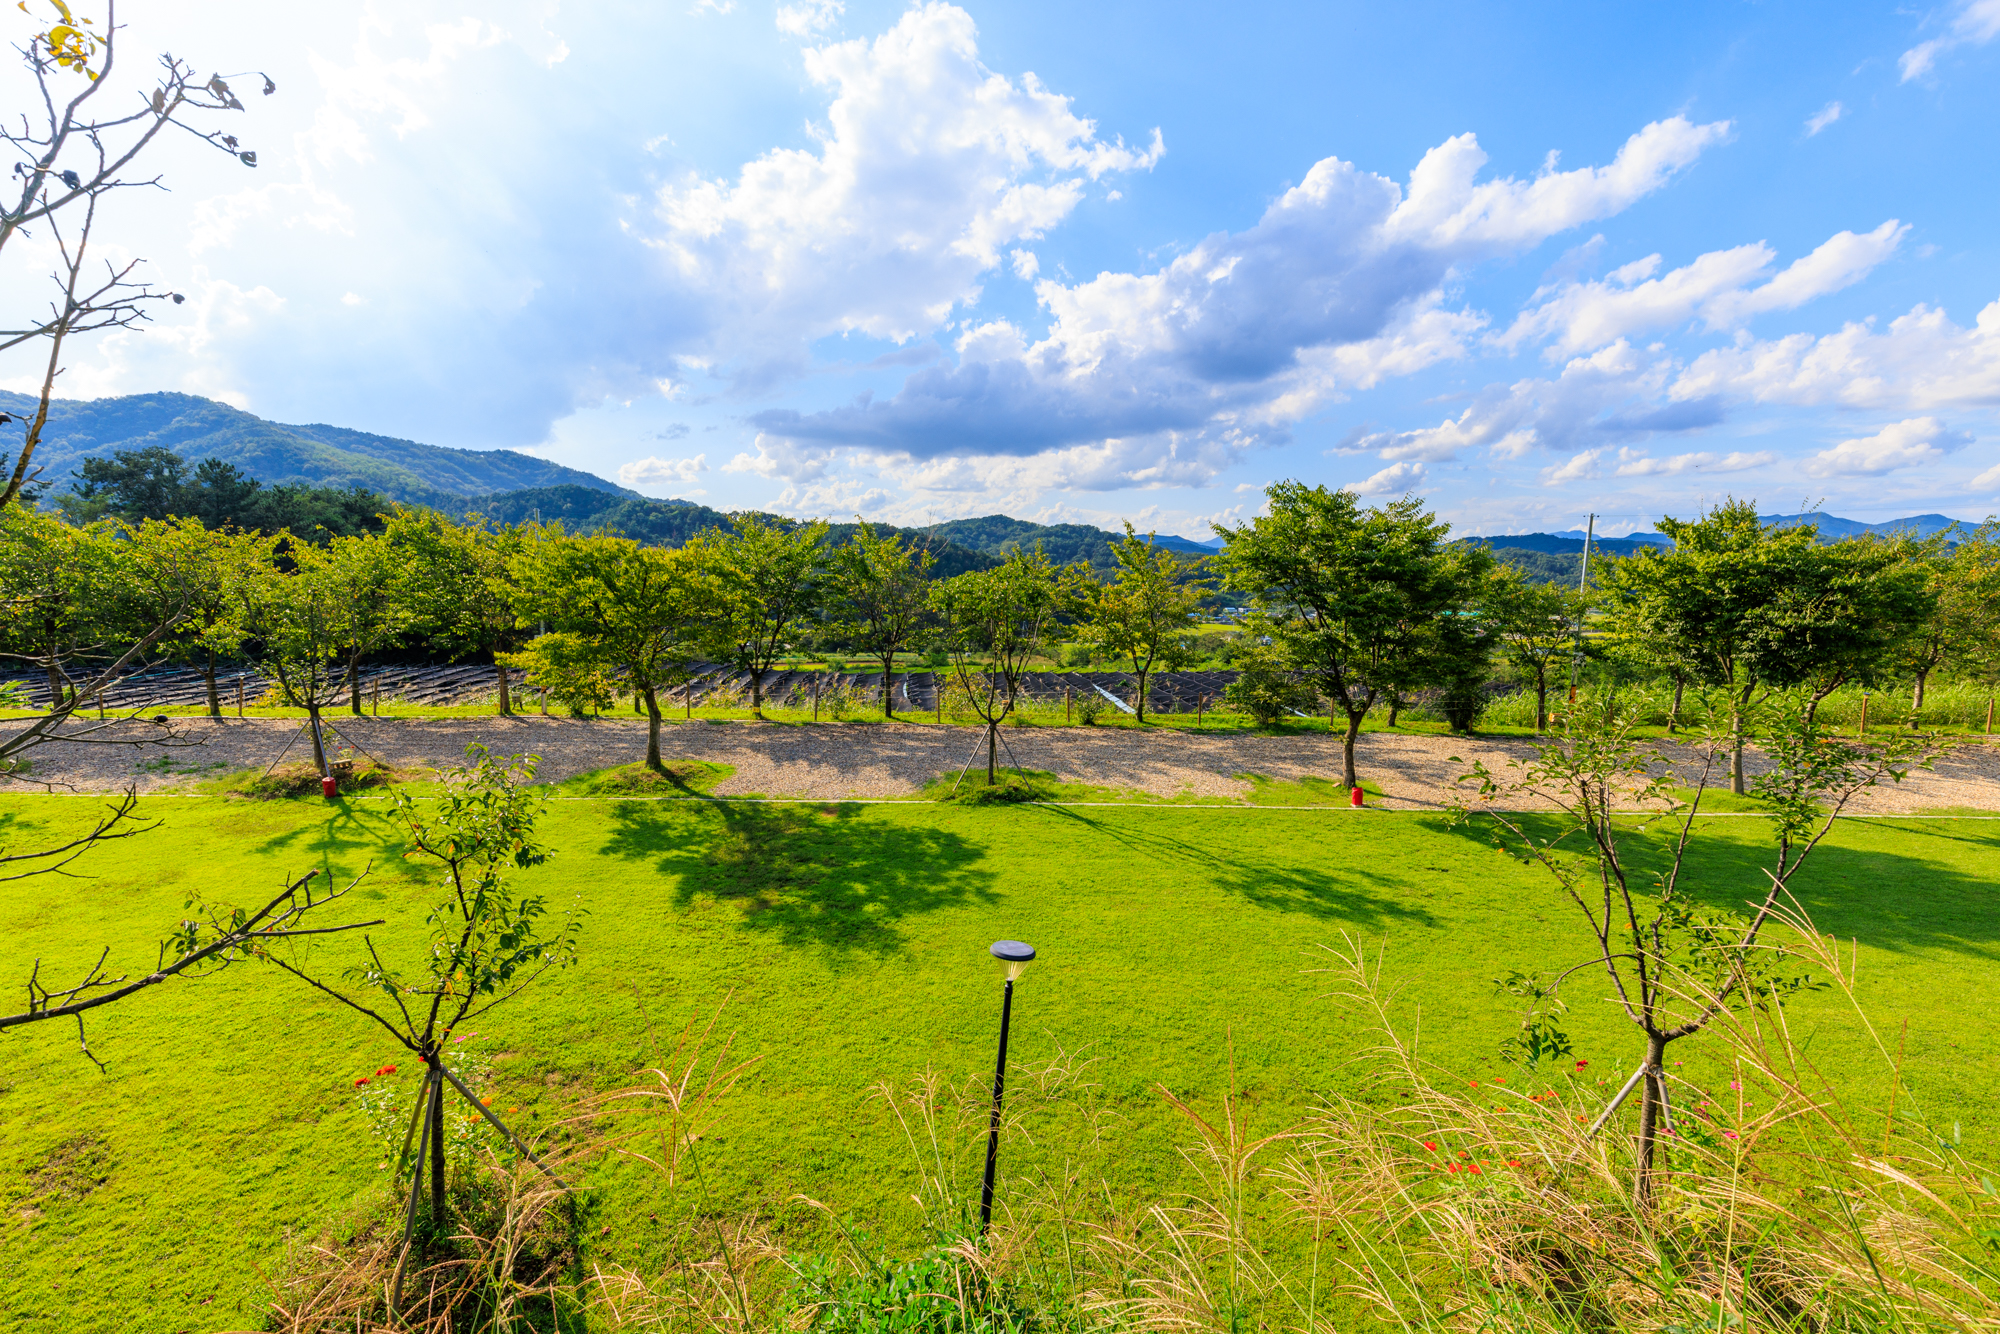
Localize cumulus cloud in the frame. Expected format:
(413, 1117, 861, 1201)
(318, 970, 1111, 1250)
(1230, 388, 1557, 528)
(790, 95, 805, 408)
(651, 2, 1163, 379)
(1673, 297, 2000, 410)
(1343, 340, 1723, 467)
(1804, 417, 1972, 476)
(1972, 460, 2000, 491)
(751, 115, 1728, 488)
(618, 453, 710, 488)
(775, 0, 843, 37)
(1900, 0, 2000, 80)
(1805, 102, 1844, 135)
(1344, 460, 1426, 496)
(1498, 221, 1905, 357)
(1611, 447, 1778, 476)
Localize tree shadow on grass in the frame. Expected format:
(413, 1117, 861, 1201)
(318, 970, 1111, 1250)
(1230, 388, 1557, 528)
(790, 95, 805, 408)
(602, 802, 998, 956)
(1438, 810, 2000, 962)
(1030, 805, 1437, 929)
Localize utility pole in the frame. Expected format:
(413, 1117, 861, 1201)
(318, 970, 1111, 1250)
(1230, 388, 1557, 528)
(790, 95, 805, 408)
(1568, 512, 1596, 703)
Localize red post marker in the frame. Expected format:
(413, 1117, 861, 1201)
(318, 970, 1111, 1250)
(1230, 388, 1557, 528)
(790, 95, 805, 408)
(1350, 786, 1365, 808)
(321, 775, 338, 799)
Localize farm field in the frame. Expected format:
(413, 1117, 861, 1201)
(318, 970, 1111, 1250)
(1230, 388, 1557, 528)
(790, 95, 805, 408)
(1, 783, 1997, 1331)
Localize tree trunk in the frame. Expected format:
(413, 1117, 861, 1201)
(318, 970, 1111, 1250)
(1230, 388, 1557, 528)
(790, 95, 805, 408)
(880, 654, 896, 717)
(1133, 664, 1149, 723)
(1911, 668, 1928, 728)
(204, 650, 221, 720)
(986, 720, 998, 785)
(1342, 709, 1365, 789)
(428, 1062, 447, 1229)
(751, 668, 765, 717)
(643, 687, 663, 770)
(1386, 691, 1400, 728)
(1534, 668, 1549, 732)
(347, 651, 363, 716)
(1730, 684, 1751, 795)
(495, 661, 512, 717)
(1667, 674, 1684, 735)
(1632, 1032, 1669, 1213)
(307, 704, 329, 775)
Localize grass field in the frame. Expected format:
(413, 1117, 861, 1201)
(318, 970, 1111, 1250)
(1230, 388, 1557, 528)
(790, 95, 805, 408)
(1, 781, 1996, 1330)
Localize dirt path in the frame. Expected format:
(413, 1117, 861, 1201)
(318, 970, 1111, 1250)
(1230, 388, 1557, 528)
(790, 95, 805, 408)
(6, 715, 1996, 813)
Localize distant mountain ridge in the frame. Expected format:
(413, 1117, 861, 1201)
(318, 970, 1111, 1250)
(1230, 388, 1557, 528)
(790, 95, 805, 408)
(8, 391, 638, 506)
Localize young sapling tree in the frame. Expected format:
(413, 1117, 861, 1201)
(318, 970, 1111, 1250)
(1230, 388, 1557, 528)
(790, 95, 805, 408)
(1452, 691, 1941, 1209)
(261, 745, 582, 1248)
(1083, 523, 1213, 723)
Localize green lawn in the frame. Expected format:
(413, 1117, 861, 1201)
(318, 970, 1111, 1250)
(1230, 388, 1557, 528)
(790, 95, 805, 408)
(1, 787, 1996, 1330)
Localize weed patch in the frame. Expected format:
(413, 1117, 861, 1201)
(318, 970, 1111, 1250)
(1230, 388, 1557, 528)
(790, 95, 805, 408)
(569, 760, 732, 798)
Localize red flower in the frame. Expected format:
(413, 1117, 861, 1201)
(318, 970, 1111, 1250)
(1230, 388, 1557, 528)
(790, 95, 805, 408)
(1506, 1159, 1523, 1167)
(1423, 1141, 1439, 1152)
(354, 1077, 369, 1087)
(1491, 1077, 1505, 1085)
(1468, 1080, 1480, 1088)
(1574, 1059, 1589, 1071)
(376, 1064, 397, 1076)
(1468, 1164, 1483, 1175)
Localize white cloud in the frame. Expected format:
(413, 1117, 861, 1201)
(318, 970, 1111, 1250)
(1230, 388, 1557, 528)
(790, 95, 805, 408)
(776, 0, 843, 37)
(1346, 339, 1722, 466)
(1542, 448, 1604, 484)
(652, 3, 1163, 377)
(1900, 0, 2000, 80)
(1674, 297, 2000, 411)
(752, 115, 1727, 490)
(1344, 460, 1426, 496)
(1499, 221, 1905, 357)
(1805, 102, 1844, 136)
(1804, 417, 1972, 476)
(1972, 460, 2000, 491)
(1009, 248, 1039, 280)
(1611, 447, 1778, 476)
(618, 453, 711, 489)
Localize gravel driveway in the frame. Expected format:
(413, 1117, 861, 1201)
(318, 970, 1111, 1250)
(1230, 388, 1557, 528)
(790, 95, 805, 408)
(5, 715, 1996, 813)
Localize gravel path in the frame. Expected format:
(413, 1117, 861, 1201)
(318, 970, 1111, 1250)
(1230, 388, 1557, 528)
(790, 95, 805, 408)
(5, 715, 1997, 813)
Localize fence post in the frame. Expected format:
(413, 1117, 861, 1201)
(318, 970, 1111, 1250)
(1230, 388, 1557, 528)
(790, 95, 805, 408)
(236, 678, 245, 717)
(372, 681, 380, 716)
(1066, 687, 1072, 722)
(1198, 694, 1206, 727)
(1987, 695, 1994, 737)
(936, 675, 943, 725)
(813, 676, 820, 722)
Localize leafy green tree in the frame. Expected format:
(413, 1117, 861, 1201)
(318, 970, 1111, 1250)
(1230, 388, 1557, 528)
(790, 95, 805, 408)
(251, 540, 363, 774)
(120, 515, 276, 717)
(931, 547, 1089, 784)
(1216, 484, 1489, 788)
(1607, 501, 1933, 788)
(1482, 568, 1591, 731)
(829, 521, 936, 718)
(1899, 521, 2000, 721)
(507, 530, 723, 769)
(0, 503, 120, 706)
(1082, 524, 1213, 723)
(714, 514, 828, 716)
(388, 510, 527, 714)
(324, 529, 411, 716)
(1221, 624, 1316, 724)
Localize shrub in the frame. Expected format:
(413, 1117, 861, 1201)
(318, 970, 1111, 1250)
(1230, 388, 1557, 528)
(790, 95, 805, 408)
(1223, 646, 1316, 725)
(1074, 693, 1104, 725)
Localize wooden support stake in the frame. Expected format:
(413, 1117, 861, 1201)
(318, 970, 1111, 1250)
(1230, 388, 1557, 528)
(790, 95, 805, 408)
(813, 676, 820, 722)
(1066, 687, 1072, 722)
(236, 678, 244, 717)
(371, 681, 380, 715)
(1198, 694, 1206, 727)
(1859, 694, 1868, 737)
(1987, 695, 1994, 736)
(936, 675, 944, 724)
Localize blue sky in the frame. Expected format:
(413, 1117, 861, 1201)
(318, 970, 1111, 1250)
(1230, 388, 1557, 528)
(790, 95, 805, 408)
(8, 0, 1999, 537)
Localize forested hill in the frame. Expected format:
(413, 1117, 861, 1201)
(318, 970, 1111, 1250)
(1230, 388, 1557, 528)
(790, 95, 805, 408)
(5, 391, 636, 504)
(465, 488, 1211, 577)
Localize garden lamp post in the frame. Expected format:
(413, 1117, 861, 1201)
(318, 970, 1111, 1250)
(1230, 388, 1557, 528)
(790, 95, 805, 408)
(980, 939, 1035, 1236)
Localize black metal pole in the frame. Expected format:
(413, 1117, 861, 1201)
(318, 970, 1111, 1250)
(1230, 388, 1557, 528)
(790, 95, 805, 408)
(979, 976, 1015, 1235)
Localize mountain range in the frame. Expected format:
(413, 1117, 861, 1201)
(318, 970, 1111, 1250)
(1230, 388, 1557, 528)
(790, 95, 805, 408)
(14, 391, 1981, 570)
(4, 390, 635, 507)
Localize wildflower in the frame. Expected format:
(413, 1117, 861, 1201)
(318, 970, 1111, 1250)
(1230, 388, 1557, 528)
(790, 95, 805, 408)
(376, 1064, 397, 1076)
(1423, 1141, 1438, 1152)
(481, 1097, 492, 1106)
(1574, 1059, 1588, 1071)
(1724, 1131, 1740, 1140)
(1469, 1080, 1480, 1088)
(354, 1077, 369, 1087)
(1506, 1159, 1523, 1167)
(1729, 1080, 1741, 1090)
(1491, 1077, 1505, 1085)
(1468, 1164, 1483, 1174)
